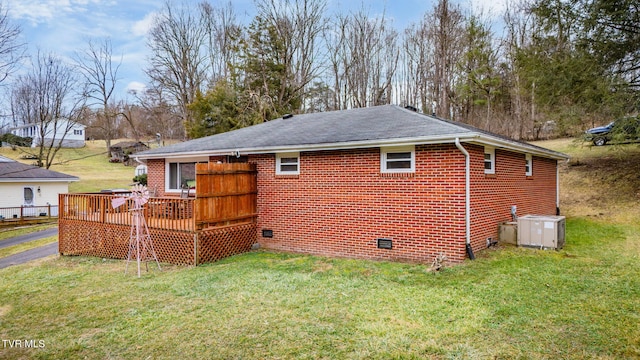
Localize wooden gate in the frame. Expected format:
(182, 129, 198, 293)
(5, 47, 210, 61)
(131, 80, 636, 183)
(194, 162, 257, 230)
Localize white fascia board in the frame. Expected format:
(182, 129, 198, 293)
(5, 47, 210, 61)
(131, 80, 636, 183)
(469, 135, 569, 160)
(0, 178, 79, 183)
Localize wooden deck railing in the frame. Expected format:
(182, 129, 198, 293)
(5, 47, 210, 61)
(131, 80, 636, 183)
(59, 193, 196, 232)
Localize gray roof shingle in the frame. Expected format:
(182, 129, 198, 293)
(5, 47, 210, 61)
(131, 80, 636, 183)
(0, 158, 79, 182)
(136, 105, 568, 160)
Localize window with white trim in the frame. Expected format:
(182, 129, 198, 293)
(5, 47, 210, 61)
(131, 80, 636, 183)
(484, 147, 495, 174)
(381, 146, 415, 173)
(168, 162, 196, 190)
(525, 154, 532, 176)
(165, 157, 208, 192)
(276, 152, 300, 175)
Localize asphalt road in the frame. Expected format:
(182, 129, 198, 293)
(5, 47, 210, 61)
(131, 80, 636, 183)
(0, 228, 59, 269)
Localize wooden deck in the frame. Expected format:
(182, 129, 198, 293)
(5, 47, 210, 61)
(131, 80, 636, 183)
(58, 162, 259, 266)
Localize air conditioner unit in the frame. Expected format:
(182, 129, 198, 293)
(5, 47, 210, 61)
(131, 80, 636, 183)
(517, 215, 566, 250)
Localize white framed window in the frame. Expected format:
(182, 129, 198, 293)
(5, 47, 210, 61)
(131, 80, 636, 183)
(381, 146, 415, 173)
(484, 147, 495, 174)
(165, 157, 207, 191)
(23, 187, 34, 206)
(525, 154, 533, 176)
(276, 152, 300, 175)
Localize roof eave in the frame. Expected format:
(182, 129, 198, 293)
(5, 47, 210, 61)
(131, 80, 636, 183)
(134, 132, 568, 161)
(0, 178, 80, 183)
(471, 135, 569, 160)
(134, 134, 480, 160)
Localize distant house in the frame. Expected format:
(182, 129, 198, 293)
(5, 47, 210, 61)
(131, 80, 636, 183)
(11, 119, 86, 148)
(133, 105, 569, 264)
(0, 155, 78, 217)
(110, 141, 150, 165)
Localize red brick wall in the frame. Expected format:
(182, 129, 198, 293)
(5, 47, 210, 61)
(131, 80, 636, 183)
(467, 144, 558, 251)
(144, 142, 559, 264)
(146, 159, 166, 196)
(253, 145, 469, 263)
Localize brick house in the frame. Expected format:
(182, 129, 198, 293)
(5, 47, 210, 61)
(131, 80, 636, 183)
(134, 105, 568, 263)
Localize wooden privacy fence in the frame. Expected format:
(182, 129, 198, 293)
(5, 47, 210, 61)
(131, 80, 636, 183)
(58, 162, 259, 266)
(194, 162, 257, 229)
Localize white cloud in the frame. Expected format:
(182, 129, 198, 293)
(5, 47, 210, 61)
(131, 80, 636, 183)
(5, 0, 100, 25)
(125, 81, 146, 94)
(132, 11, 156, 37)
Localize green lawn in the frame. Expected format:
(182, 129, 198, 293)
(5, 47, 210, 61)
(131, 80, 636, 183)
(0, 218, 638, 359)
(0, 138, 639, 359)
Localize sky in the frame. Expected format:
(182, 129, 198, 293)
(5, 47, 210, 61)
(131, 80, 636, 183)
(4, 0, 508, 101)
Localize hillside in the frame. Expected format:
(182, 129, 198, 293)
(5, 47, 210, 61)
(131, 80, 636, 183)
(0, 140, 143, 193)
(535, 138, 640, 225)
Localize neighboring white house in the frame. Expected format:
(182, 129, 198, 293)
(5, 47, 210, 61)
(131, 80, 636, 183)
(0, 155, 79, 217)
(10, 119, 86, 148)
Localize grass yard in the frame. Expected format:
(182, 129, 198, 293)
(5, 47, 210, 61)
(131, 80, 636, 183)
(0, 138, 639, 359)
(0, 218, 638, 359)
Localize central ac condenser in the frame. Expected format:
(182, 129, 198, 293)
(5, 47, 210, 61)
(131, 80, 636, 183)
(517, 215, 566, 249)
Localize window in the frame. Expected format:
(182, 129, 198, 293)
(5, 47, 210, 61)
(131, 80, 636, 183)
(484, 147, 495, 174)
(525, 154, 532, 176)
(168, 162, 196, 190)
(276, 152, 300, 175)
(381, 146, 415, 173)
(23, 187, 34, 206)
(73, 129, 83, 135)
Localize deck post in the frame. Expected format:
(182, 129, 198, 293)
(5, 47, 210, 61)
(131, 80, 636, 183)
(193, 233, 198, 266)
(100, 196, 106, 223)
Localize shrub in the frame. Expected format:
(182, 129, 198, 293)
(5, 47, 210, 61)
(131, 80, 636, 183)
(133, 173, 147, 186)
(1, 133, 32, 147)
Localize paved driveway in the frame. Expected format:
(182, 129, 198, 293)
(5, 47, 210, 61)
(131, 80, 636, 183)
(0, 242, 58, 269)
(0, 228, 59, 269)
(0, 227, 58, 249)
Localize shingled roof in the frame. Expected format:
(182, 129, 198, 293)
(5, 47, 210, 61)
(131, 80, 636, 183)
(0, 156, 79, 182)
(135, 105, 568, 160)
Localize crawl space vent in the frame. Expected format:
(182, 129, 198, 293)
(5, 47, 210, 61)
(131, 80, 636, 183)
(377, 238, 393, 249)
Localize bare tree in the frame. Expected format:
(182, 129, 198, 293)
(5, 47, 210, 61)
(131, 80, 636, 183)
(503, 0, 539, 139)
(328, 6, 398, 108)
(200, 1, 242, 83)
(129, 85, 183, 142)
(254, 0, 328, 112)
(11, 51, 85, 168)
(75, 38, 121, 154)
(0, 2, 24, 86)
(428, 0, 466, 119)
(146, 1, 209, 138)
(323, 15, 348, 109)
(400, 16, 434, 113)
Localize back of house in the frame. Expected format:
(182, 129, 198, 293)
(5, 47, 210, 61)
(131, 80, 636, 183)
(134, 105, 568, 263)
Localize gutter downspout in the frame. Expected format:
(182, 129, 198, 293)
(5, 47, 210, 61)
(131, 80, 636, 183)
(455, 138, 475, 260)
(556, 163, 560, 215)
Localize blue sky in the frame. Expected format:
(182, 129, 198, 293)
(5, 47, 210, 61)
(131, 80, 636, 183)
(5, 0, 506, 101)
